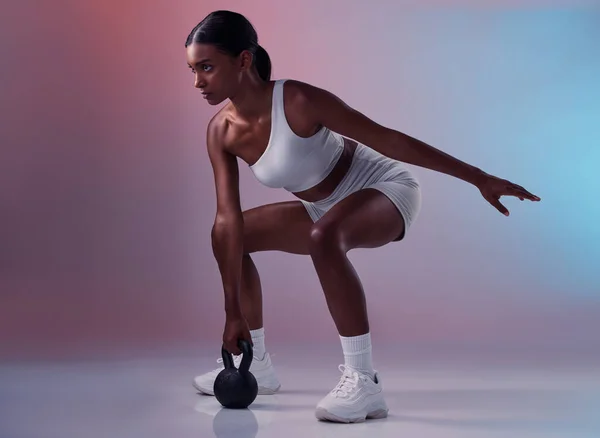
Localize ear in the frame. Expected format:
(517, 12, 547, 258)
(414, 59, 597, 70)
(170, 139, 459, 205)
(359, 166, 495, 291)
(238, 50, 254, 72)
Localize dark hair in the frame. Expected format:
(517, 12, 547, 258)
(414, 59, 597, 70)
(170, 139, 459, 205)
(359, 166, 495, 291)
(185, 10, 272, 82)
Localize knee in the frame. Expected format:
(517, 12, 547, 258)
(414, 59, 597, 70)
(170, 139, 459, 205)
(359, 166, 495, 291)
(309, 221, 345, 256)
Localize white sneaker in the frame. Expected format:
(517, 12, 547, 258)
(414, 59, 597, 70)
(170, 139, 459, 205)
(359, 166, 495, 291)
(192, 352, 281, 396)
(315, 364, 389, 423)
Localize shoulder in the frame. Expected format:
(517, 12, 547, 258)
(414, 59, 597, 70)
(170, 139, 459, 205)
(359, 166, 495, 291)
(206, 105, 234, 155)
(281, 79, 324, 108)
(280, 79, 341, 127)
(281, 79, 348, 117)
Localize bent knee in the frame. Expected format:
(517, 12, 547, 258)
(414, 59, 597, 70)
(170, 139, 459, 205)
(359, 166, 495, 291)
(309, 221, 346, 254)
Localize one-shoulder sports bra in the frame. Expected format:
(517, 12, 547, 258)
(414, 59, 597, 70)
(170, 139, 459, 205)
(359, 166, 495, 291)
(249, 79, 344, 193)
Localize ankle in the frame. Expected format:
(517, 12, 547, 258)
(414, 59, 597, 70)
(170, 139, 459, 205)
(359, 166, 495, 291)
(250, 327, 266, 359)
(340, 332, 375, 377)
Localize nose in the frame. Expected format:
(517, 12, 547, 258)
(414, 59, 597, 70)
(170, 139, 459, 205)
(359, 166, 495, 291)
(194, 73, 206, 89)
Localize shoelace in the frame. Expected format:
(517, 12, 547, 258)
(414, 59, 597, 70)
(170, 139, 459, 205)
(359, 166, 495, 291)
(209, 352, 275, 374)
(213, 352, 274, 365)
(216, 356, 241, 364)
(213, 355, 241, 368)
(207, 356, 239, 375)
(331, 364, 370, 398)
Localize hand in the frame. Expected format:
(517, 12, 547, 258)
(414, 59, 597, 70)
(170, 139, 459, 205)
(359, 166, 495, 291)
(222, 316, 253, 356)
(476, 172, 541, 216)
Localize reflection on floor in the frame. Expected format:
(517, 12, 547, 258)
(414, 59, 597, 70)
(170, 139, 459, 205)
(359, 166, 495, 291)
(2, 342, 599, 438)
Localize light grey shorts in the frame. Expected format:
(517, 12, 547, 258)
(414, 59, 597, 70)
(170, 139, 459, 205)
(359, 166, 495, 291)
(300, 143, 421, 241)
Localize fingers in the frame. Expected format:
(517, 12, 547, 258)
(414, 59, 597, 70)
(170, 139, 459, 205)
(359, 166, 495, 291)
(223, 336, 253, 356)
(508, 184, 540, 201)
(224, 337, 242, 355)
(244, 336, 254, 354)
(489, 196, 510, 216)
(225, 342, 241, 355)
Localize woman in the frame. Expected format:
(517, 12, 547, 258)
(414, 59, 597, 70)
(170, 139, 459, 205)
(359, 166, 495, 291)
(186, 10, 540, 423)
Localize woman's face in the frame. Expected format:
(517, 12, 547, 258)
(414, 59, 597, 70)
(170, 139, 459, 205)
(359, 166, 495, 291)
(186, 43, 246, 106)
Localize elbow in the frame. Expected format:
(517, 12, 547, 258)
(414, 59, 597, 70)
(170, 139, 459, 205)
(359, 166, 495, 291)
(212, 212, 243, 233)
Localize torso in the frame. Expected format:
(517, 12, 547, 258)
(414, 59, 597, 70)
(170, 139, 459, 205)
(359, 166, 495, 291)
(213, 80, 357, 203)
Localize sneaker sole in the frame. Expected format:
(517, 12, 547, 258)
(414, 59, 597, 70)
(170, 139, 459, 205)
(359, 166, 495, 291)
(315, 407, 389, 423)
(192, 380, 281, 396)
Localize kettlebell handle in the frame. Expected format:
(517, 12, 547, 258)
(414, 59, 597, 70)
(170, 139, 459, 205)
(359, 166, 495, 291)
(221, 339, 253, 372)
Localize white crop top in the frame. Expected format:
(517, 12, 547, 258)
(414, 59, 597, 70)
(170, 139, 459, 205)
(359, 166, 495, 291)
(249, 79, 344, 193)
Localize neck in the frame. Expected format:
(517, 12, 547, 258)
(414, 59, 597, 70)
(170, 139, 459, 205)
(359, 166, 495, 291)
(229, 74, 272, 121)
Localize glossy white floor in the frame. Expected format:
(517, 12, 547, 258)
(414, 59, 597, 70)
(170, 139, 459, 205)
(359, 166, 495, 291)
(2, 342, 599, 438)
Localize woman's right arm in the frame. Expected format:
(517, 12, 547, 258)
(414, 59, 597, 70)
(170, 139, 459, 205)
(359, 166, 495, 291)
(206, 117, 245, 320)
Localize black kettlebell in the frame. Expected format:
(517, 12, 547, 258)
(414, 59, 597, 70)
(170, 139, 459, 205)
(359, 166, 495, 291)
(213, 339, 258, 409)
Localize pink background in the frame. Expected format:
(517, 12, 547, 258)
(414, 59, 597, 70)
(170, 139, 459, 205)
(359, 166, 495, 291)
(2, 0, 599, 360)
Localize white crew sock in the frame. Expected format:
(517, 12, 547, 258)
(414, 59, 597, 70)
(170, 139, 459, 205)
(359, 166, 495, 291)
(340, 332, 375, 380)
(250, 327, 266, 360)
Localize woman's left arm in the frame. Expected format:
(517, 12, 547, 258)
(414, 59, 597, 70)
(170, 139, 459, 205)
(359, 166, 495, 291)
(300, 82, 541, 216)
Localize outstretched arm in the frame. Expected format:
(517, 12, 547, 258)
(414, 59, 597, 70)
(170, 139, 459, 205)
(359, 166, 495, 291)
(299, 82, 541, 216)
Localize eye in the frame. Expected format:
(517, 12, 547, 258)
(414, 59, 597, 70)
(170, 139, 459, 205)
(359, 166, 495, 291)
(188, 64, 213, 73)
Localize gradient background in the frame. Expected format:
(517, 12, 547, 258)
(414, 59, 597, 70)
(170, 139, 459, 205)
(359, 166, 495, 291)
(1, 0, 599, 361)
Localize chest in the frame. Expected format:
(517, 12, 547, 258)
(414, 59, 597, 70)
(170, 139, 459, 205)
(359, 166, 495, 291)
(224, 103, 321, 167)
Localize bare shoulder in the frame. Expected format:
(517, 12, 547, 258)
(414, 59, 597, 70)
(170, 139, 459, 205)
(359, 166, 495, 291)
(206, 105, 239, 157)
(281, 79, 327, 108)
(278, 80, 330, 130)
(206, 107, 227, 150)
(281, 79, 390, 147)
(204, 105, 242, 216)
(281, 79, 346, 123)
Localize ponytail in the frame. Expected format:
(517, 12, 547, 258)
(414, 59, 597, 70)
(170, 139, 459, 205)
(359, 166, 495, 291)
(254, 45, 272, 82)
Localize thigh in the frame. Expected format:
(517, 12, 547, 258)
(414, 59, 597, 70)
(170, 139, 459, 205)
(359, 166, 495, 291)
(312, 188, 405, 251)
(243, 201, 314, 255)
